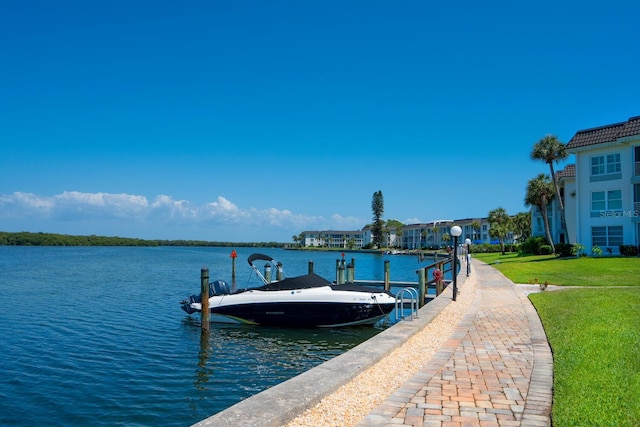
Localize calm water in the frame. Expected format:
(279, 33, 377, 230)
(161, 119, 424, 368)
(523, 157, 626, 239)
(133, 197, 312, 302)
(0, 246, 439, 426)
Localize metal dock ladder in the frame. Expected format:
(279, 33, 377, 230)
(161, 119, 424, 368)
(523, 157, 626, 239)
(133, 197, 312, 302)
(394, 288, 419, 321)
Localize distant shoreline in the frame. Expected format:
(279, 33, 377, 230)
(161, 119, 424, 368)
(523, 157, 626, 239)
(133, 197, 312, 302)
(0, 231, 287, 247)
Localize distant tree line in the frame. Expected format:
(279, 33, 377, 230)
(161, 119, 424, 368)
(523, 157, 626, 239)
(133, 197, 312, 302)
(0, 231, 285, 248)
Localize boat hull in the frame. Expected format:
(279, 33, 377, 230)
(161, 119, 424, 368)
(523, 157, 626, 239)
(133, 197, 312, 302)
(182, 286, 396, 327)
(209, 301, 395, 327)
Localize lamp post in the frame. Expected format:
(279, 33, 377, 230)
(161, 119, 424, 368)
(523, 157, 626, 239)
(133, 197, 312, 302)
(465, 238, 471, 277)
(450, 226, 462, 301)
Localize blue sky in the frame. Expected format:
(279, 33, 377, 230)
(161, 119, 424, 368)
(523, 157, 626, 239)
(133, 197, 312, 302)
(1, 1, 639, 242)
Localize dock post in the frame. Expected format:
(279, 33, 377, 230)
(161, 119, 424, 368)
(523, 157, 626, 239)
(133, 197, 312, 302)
(335, 259, 340, 283)
(347, 262, 354, 283)
(308, 259, 314, 274)
(338, 263, 345, 284)
(384, 260, 390, 291)
(230, 250, 237, 281)
(200, 267, 210, 332)
(276, 262, 283, 281)
(264, 264, 272, 283)
(417, 268, 426, 307)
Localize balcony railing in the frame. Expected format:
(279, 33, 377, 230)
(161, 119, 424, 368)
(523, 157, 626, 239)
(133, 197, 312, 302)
(635, 161, 640, 176)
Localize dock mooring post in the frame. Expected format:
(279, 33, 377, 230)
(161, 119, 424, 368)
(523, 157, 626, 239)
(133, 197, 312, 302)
(384, 260, 390, 291)
(417, 268, 426, 307)
(347, 262, 354, 283)
(230, 250, 237, 281)
(200, 267, 210, 332)
(264, 264, 272, 283)
(308, 259, 314, 274)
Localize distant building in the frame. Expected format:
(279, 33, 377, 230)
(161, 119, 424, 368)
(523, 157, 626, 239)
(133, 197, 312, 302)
(299, 230, 366, 249)
(299, 217, 499, 250)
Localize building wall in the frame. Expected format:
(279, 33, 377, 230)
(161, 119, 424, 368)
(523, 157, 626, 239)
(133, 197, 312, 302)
(573, 140, 639, 253)
(563, 178, 577, 244)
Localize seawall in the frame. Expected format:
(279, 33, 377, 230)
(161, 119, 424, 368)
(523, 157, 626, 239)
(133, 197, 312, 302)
(192, 277, 466, 427)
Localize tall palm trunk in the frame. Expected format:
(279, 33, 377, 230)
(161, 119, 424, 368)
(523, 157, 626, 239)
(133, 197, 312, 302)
(540, 200, 556, 254)
(549, 162, 570, 243)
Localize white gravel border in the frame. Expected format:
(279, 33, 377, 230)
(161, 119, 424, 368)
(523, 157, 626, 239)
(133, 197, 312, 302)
(285, 273, 477, 427)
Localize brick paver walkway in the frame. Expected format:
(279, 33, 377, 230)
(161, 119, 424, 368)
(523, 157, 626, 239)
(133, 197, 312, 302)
(356, 261, 553, 427)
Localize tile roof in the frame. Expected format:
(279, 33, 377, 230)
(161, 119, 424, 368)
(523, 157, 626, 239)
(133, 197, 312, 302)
(566, 115, 640, 150)
(555, 164, 575, 179)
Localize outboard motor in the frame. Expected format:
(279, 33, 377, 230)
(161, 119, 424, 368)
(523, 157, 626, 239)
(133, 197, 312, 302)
(210, 279, 231, 296)
(181, 279, 231, 314)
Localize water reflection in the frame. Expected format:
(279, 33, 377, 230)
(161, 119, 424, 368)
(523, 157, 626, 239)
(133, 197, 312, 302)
(183, 318, 382, 395)
(195, 328, 213, 391)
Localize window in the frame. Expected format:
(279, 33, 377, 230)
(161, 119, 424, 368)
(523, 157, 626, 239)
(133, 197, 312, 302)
(591, 153, 621, 177)
(591, 190, 622, 212)
(592, 226, 607, 246)
(591, 156, 605, 175)
(608, 226, 623, 246)
(606, 154, 621, 173)
(591, 192, 606, 211)
(591, 226, 623, 247)
(608, 190, 622, 210)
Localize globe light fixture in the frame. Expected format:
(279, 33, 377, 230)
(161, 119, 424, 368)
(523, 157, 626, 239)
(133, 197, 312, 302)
(450, 226, 462, 301)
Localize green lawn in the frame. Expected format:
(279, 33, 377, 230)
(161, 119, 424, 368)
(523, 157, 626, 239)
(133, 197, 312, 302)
(474, 253, 640, 426)
(473, 253, 640, 286)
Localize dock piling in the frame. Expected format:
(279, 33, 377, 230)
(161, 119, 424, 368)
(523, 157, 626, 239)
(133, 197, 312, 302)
(417, 268, 426, 307)
(264, 264, 272, 283)
(200, 267, 210, 332)
(384, 260, 390, 291)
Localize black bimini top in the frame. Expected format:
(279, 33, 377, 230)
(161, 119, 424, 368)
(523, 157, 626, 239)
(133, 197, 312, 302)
(257, 273, 331, 291)
(256, 273, 393, 296)
(247, 253, 274, 266)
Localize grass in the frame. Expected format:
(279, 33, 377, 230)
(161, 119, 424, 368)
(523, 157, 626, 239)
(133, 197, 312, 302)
(473, 253, 640, 286)
(474, 252, 640, 426)
(529, 288, 640, 426)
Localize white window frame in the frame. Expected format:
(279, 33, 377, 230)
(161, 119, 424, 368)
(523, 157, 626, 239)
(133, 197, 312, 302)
(590, 153, 621, 177)
(591, 189, 622, 213)
(591, 225, 623, 247)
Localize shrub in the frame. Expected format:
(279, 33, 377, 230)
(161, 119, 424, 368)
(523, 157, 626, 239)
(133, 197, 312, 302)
(619, 245, 639, 256)
(555, 243, 574, 257)
(572, 243, 586, 257)
(519, 236, 547, 255)
(539, 245, 553, 255)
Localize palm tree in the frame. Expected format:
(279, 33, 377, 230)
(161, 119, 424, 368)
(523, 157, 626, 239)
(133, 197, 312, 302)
(531, 135, 569, 242)
(488, 207, 511, 255)
(432, 226, 440, 249)
(525, 174, 556, 254)
(511, 212, 531, 243)
(470, 220, 481, 242)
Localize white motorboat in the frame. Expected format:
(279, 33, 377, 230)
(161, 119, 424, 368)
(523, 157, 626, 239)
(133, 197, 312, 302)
(180, 253, 396, 327)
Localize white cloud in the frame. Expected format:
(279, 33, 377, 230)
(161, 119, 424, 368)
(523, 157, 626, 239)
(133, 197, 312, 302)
(0, 191, 368, 241)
